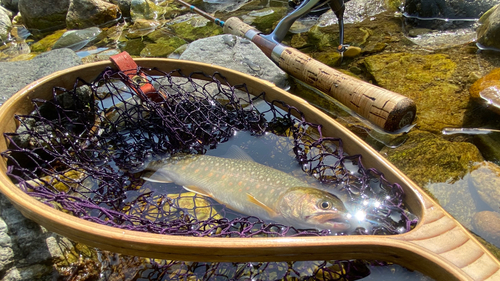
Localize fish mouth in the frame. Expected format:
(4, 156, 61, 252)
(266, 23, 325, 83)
(306, 213, 351, 231)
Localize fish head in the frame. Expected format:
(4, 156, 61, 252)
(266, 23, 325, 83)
(278, 187, 351, 232)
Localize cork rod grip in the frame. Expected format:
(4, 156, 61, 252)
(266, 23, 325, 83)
(278, 48, 416, 131)
(223, 17, 416, 132)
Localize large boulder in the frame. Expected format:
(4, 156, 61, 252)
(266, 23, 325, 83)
(0, 48, 82, 104)
(177, 34, 289, 89)
(66, 0, 121, 29)
(18, 0, 69, 32)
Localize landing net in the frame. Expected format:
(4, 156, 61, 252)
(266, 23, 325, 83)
(3, 65, 417, 237)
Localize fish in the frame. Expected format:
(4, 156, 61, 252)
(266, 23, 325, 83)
(143, 145, 351, 231)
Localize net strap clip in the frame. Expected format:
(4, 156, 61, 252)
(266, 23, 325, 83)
(109, 51, 164, 102)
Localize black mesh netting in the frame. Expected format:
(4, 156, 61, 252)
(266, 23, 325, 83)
(2, 65, 419, 279)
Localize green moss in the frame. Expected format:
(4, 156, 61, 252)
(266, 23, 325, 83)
(30, 29, 66, 53)
(118, 38, 146, 56)
(381, 130, 483, 186)
(169, 18, 222, 42)
(384, 0, 403, 11)
(140, 36, 187, 57)
(247, 7, 288, 34)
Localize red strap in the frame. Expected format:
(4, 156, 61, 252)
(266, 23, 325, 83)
(109, 51, 163, 101)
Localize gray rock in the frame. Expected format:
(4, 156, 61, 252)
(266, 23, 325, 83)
(0, 218, 13, 273)
(0, 194, 57, 280)
(0, 48, 82, 105)
(477, 5, 500, 50)
(66, 0, 121, 29)
(177, 34, 289, 89)
(18, 0, 69, 32)
(0, 5, 12, 41)
(52, 27, 101, 51)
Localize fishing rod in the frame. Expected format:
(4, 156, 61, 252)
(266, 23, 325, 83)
(176, 0, 416, 132)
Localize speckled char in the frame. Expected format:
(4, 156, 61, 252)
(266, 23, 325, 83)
(145, 152, 350, 231)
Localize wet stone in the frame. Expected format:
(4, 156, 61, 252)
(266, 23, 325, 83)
(52, 27, 102, 51)
(426, 176, 478, 229)
(473, 211, 500, 248)
(469, 161, 500, 211)
(30, 29, 66, 53)
(66, 0, 121, 30)
(469, 67, 500, 114)
(380, 130, 483, 187)
(18, 0, 70, 33)
(178, 34, 289, 89)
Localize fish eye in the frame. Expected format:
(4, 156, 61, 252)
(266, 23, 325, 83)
(319, 201, 332, 210)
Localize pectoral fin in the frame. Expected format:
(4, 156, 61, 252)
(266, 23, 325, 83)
(183, 185, 212, 198)
(246, 193, 279, 218)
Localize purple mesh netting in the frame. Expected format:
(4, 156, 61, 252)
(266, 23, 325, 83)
(1, 65, 418, 279)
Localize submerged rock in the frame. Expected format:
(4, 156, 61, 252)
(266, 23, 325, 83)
(426, 176, 477, 229)
(477, 5, 500, 50)
(66, 0, 121, 29)
(178, 34, 288, 89)
(469, 67, 500, 114)
(18, 0, 70, 33)
(30, 29, 66, 53)
(125, 18, 160, 38)
(140, 36, 186, 57)
(469, 161, 500, 211)
(473, 211, 500, 248)
(168, 14, 222, 42)
(241, 7, 288, 34)
(364, 53, 463, 132)
(52, 27, 102, 51)
(130, 0, 169, 21)
(381, 130, 483, 187)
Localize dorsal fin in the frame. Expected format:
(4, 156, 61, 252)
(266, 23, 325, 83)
(223, 145, 254, 161)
